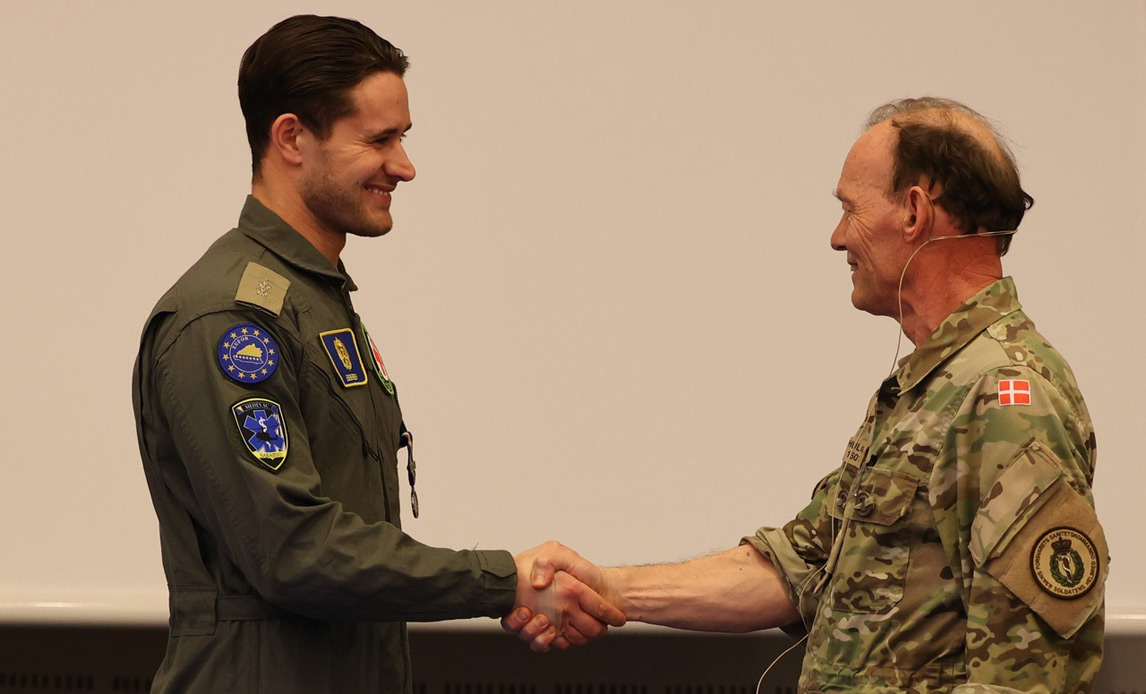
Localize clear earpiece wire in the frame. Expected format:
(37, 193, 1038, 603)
(888, 230, 1017, 375)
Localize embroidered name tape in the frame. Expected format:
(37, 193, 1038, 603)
(319, 328, 368, 387)
(218, 324, 279, 384)
(998, 379, 1031, 406)
(232, 397, 289, 471)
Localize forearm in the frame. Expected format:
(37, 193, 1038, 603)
(604, 545, 800, 633)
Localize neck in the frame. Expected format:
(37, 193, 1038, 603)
(251, 177, 344, 268)
(898, 249, 1002, 346)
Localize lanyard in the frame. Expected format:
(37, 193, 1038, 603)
(400, 425, 419, 518)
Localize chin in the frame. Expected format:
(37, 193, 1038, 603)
(850, 295, 883, 318)
(347, 214, 394, 238)
(348, 229, 392, 239)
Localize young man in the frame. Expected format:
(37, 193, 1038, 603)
(132, 15, 621, 693)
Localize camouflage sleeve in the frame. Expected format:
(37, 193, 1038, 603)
(741, 470, 839, 631)
(931, 366, 1107, 691)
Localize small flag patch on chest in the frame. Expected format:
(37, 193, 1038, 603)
(361, 322, 395, 396)
(998, 379, 1031, 406)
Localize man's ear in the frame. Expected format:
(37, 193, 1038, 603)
(268, 113, 307, 167)
(902, 185, 932, 243)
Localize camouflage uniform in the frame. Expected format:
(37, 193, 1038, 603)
(745, 278, 1107, 693)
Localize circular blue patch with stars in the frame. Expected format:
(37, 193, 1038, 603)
(218, 323, 279, 384)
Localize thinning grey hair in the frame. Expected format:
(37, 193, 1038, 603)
(860, 96, 1032, 254)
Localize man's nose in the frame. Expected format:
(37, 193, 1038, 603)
(387, 144, 416, 181)
(830, 218, 848, 251)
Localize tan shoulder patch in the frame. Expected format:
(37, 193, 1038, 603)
(982, 481, 1107, 638)
(236, 262, 289, 316)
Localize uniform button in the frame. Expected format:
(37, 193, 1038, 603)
(837, 490, 848, 509)
(854, 492, 874, 517)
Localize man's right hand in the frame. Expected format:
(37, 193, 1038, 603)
(503, 541, 624, 652)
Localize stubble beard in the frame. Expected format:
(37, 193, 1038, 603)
(301, 168, 393, 240)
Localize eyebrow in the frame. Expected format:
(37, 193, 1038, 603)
(367, 123, 413, 141)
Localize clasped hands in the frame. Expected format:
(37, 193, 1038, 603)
(505, 541, 624, 652)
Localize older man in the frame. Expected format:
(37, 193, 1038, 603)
(510, 98, 1107, 693)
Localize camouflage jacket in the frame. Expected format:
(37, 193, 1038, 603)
(745, 278, 1107, 694)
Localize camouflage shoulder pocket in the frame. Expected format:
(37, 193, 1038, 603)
(970, 438, 1063, 565)
(971, 439, 1107, 637)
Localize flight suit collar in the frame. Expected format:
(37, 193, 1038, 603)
(236, 195, 359, 292)
(890, 276, 1022, 394)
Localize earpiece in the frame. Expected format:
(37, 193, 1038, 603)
(888, 229, 1019, 374)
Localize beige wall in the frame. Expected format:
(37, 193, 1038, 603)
(1, 1, 1143, 625)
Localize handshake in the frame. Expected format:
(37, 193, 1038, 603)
(504, 541, 626, 652)
(501, 541, 791, 650)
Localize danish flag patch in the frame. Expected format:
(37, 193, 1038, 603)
(998, 379, 1031, 406)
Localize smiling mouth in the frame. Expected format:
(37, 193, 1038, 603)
(365, 185, 393, 204)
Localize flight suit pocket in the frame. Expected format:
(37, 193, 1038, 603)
(298, 358, 390, 522)
(828, 468, 919, 614)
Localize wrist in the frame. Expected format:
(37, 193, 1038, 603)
(601, 566, 633, 621)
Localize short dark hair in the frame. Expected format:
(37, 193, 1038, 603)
(238, 15, 409, 177)
(866, 97, 1033, 255)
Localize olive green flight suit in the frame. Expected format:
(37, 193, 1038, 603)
(133, 197, 517, 693)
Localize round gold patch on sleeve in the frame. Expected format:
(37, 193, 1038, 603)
(1030, 527, 1100, 599)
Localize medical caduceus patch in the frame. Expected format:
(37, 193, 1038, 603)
(231, 397, 289, 471)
